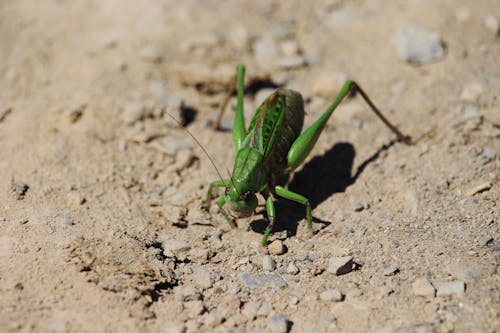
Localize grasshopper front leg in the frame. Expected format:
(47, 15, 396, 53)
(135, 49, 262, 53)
(205, 179, 236, 229)
(262, 186, 314, 246)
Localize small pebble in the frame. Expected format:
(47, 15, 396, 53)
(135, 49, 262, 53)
(203, 313, 223, 328)
(183, 300, 205, 316)
(191, 267, 212, 290)
(295, 252, 309, 261)
(240, 272, 262, 290)
(466, 182, 492, 196)
(267, 313, 291, 333)
(260, 274, 287, 289)
(117, 140, 127, 152)
(121, 102, 145, 125)
(328, 256, 354, 275)
(242, 301, 261, 320)
(289, 296, 299, 305)
(67, 191, 86, 206)
(257, 301, 273, 317)
(460, 82, 483, 102)
(491, 244, 500, 251)
(352, 202, 364, 212)
(436, 281, 465, 297)
(268, 240, 286, 255)
(164, 322, 186, 333)
(481, 148, 496, 165)
(480, 235, 494, 246)
(161, 239, 191, 258)
(319, 289, 344, 302)
(286, 262, 299, 275)
(484, 15, 499, 35)
(280, 40, 300, 57)
(383, 265, 400, 276)
(227, 25, 250, 49)
(275, 55, 305, 69)
(392, 26, 445, 64)
(412, 278, 435, 297)
(254, 35, 278, 69)
(227, 281, 240, 295)
(455, 7, 470, 22)
(139, 46, 163, 63)
(262, 255, 276, 271)
(10, 178, 29, 200)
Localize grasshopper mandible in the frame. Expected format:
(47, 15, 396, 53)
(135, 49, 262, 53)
(205, 64, 411, 246)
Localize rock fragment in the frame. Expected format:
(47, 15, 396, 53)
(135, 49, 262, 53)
(328, 256, 354, 275)
(268, 240, 286, 255)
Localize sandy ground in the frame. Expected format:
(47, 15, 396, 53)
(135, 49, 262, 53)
(1, 1, 499, 332)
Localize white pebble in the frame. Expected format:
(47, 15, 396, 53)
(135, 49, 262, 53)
(484, 15, 499, 34)
(460, 82, 483, 102)
(436, 281, 466, 297)
(319, 289, 344, 302)
(392, 27, 445, 64)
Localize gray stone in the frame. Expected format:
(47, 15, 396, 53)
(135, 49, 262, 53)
(240, 272, 261, 290)
(392, 27, 445, 64)
(436, 281, 465, 296)
(262, 255, 276, 271)
(257, 301, 273, 317)
(383, 265, 400, 276)
(267, 313, 291, 333)
(261, 274, 287, 289)
(352, 202, 364, 212)
(328, 256, 354, 275)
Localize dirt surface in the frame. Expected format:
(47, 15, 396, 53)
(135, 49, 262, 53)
(1, 1, 499, 332)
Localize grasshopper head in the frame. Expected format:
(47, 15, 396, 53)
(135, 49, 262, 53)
(224, 185, 258, 218)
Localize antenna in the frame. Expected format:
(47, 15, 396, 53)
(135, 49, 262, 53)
(164, 110, 226, 183)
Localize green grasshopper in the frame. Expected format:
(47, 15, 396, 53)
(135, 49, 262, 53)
(205, 64, 410, 246)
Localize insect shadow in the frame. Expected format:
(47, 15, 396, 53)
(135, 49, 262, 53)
(249, 139, 398, 238)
